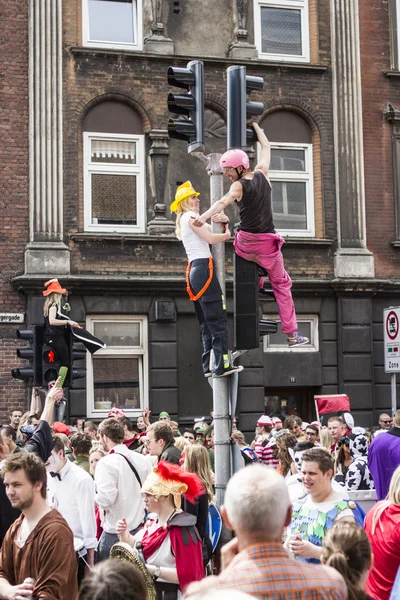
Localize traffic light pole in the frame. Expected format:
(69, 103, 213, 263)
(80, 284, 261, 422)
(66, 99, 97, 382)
(207, 153, 232, 507)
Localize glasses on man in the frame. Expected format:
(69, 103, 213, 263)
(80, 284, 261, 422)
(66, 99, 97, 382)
(382, 420, 392, 424)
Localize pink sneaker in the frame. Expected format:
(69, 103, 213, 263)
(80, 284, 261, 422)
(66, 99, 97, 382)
(287, 332, 309, 347)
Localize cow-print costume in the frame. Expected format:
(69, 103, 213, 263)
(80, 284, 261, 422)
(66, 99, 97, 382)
(345, 433, 375, 491)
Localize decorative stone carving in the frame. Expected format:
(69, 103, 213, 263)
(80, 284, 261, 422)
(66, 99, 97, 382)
(229, 0, 257, 59)
(147, 130, 175, 234)
(144, 0, 174, 54)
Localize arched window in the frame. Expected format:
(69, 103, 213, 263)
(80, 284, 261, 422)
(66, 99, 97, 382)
(259, 111, 315, 237)
(83, 101, 146, 233)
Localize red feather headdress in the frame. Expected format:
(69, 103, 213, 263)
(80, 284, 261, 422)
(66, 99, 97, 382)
(141, 460, 205, 507)
(156, 461, 205, 502)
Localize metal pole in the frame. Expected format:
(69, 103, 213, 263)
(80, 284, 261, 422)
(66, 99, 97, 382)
(392, 373, 397, 418)
(208, 153, 232, 507)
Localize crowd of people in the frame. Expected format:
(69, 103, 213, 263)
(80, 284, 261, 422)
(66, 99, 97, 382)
(1, 393, 400, 599)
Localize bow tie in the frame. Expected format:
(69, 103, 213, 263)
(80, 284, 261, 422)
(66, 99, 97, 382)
(50, 472, 61, 480)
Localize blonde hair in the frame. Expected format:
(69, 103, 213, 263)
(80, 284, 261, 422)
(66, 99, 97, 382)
(43, 292, 63, 317)
(322, 522, 371, 600)
(175, 197, 198, 240)
(174, 436, 191, 451)
(371, 464, 400, 534)
(319, 426, 334, 450)
(89, 445, 107, 476)
(183, 444, 214, 501)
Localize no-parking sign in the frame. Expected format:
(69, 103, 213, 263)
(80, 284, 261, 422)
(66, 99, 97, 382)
(384, 307, 400, 373)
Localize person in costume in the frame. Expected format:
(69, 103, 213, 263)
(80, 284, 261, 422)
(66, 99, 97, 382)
(116, 461, 204, 599)
(43, 278, 78, 387)
(171, 181, 243, 378)
(191, 122, 308, 348)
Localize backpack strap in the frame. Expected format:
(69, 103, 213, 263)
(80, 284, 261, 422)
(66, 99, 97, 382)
(114, 452, 142, 487)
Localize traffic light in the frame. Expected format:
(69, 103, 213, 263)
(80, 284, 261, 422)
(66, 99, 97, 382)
(12, 325, 44, 386)
(233, 255, 277, 350)
(227, 65, 264, 150)
(66, 329, 86, 388)
(167, 60, 204, 153)
(42, 345, 61, 386)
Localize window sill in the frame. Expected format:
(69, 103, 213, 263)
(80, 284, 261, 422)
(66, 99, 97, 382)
(70, 232, 180, 243)
(391, 240, 400, 247)
(385, 71, 400, 77)
(282, 237, 333, 246)
(68, 46, 328, 72)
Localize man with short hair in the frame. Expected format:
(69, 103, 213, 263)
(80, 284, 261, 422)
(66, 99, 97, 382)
(183, 429, 196, 443)
(146, 421, 182, 464)
(95, 418, 153, 561)
(368, 409, 400, 500)
(305, 424, 320, 444)
(70, 432, 92, 474)
(288, 447, 355, 562)
(185, 465, 347, 599)
(284, 415, 305, 440)
(0, 452, 78, 599)
(0, 426, 20, 455)
(9, 410, 22, 432)
(84, 420, 98, 441)
(79, 560, 147, 600)
(327, 416, 345, 453)
(253, 415, 279, 467)
(378, 413, 393, 430)
(46, 434, 97, 581)
(27, 413, 40, 429)
(117, 415, 141, 451)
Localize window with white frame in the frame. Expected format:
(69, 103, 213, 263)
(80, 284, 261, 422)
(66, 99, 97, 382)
(84, 132, 145, 233)
(83, 0, 143, 51)
(263, 314, 319, 352)
(86, 316, 148, 418)
(268, 142, 314, 237)
(254, 0, 310, 63)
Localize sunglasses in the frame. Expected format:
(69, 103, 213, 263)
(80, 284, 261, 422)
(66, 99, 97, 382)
(382, 420, 392, 424)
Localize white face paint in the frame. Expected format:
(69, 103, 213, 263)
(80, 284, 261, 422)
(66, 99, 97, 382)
(293, 450, 307, 474)
(45, 450, 64, 473)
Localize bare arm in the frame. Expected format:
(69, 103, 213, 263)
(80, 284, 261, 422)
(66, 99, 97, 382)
(192, 182, 242, 227)
(48, 305, 78, 328)
(40, 379, 63, 425)
(253, 122, 271, 177)
(189, 219, 230, 244)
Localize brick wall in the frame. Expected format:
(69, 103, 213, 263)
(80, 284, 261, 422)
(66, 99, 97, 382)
(360, 0, 400, 277)
(0, 0, 30, 421)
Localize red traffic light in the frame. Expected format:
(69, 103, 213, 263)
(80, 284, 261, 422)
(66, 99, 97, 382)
(44, 349, 57, 363)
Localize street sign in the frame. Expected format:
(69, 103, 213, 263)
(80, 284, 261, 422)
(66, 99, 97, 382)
(384, 307, 400, 373)
(206, 503, 222, 552)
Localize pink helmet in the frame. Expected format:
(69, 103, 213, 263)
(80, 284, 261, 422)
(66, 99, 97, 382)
(220, 149, 250, 170)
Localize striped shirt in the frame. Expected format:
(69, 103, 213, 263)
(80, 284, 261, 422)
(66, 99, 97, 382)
(184, 542, 347, 600)
(254, 437, 279, 468)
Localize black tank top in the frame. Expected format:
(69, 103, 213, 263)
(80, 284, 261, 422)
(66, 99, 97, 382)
(44, 303, 65, 338)
(237, 171, 275, 234)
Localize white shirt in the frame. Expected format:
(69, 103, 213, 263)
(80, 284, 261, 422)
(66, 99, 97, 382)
(180, 211, 211, 263)
(47, 459, 97, 552)
(94, 444, 153, 534)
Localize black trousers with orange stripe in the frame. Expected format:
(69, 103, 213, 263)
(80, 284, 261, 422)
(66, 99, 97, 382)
(189, 258, 229, 376)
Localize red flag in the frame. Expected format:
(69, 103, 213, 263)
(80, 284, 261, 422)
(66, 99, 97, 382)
(314, 394, 350, 415)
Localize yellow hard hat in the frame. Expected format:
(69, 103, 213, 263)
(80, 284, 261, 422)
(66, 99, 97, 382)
(170, 181, 200, 213)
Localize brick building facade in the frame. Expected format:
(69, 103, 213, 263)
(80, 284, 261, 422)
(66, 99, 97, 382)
(1, 0, 400, 434)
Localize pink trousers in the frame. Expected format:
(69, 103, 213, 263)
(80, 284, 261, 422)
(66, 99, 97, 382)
(234, 230, 298, 335)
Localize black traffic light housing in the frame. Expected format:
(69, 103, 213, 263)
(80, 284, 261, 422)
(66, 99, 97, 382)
(234, 254, 277, 350)
(227, 65, 264, 150)
(12, 325, 44, 386)
(167, 60, 204, 153)
(66, 328, 86, 388)
(42, 345, 61, 386)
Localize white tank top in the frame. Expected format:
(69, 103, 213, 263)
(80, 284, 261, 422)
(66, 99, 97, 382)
(180, 211, 212, 263)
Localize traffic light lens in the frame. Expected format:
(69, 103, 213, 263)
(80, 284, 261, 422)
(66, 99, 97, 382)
(44, 349, 57, 363)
